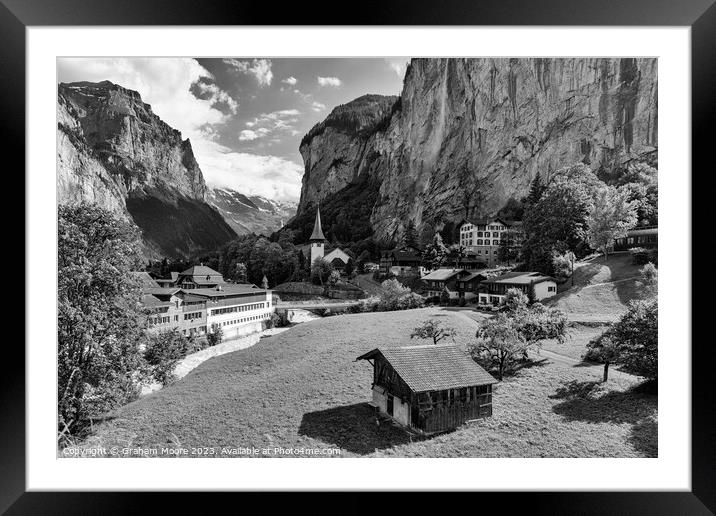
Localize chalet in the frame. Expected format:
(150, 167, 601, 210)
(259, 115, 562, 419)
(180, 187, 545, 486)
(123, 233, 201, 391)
(457, 271, 487, 301)
(458, 218, 524, 267)
(155, 271, 179, 288)
(379, 247, 422, 276)
(422, 269, 468, 299)
(175, 265, 226, 290)
(356, 345, 497, 434)
(614, 225, 658, 251)
(477, 271, 557, 306)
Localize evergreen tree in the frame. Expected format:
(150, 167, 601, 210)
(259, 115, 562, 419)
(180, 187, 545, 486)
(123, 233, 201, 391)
(528, 171, 546, 204)
(404, 220, 419, 249)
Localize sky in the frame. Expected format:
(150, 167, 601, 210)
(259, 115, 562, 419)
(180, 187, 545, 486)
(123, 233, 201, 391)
(57, 57, 409, 202)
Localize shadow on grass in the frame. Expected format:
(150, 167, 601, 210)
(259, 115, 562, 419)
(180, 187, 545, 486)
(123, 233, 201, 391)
(549, 380, 657, 426)
(298, 403, 428, 455)
(514, 358, 550, 373)
(629, 417, 658, 457)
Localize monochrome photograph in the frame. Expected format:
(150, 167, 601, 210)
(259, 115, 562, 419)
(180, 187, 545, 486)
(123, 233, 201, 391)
(56, 56, 658, 459)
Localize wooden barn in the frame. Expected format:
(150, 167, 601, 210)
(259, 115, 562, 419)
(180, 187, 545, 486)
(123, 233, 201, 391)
(356, 345, 497, 434)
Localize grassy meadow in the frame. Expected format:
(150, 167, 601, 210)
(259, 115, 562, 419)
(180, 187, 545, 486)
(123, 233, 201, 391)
(79, 307, 656, 458)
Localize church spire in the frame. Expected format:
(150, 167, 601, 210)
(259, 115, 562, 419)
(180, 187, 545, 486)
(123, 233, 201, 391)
(310, 206, 326, 241)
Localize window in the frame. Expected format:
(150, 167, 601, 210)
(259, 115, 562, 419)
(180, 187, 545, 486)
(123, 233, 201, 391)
(548, 286, 556, 292)
(493, 240, 499, 245)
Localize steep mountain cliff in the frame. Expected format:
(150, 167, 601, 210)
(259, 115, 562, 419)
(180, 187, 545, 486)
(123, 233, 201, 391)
(208, 187, 297, 236)
(291, 58, 658, 245)
(57, 80, 236, 258)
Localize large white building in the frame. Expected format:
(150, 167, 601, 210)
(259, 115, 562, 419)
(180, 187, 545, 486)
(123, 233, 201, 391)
(458, 218, 523, 267)
(142, 265, 274, 339)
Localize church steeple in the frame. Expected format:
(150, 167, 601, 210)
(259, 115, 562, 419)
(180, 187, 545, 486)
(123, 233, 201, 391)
(309, 206, 326, 264)
(310, 206, 326, 242)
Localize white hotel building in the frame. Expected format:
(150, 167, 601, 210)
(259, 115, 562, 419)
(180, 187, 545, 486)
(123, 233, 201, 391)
(458, 218, 523, 268)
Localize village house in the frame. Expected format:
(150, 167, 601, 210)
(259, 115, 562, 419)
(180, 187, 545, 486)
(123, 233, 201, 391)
(175, 265, 226, 290)
(379, 246, 423, 276)
(422, 269, 468, 300)
(458, 218, 524, 267)
(477, 271, 557, 306)
(356, 345, 497, 434)
(457, 271, 488, 301)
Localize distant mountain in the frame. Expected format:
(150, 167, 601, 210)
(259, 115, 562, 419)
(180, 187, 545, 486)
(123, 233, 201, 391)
(57, 80, 236, 259)
(208, 187, 297, 236)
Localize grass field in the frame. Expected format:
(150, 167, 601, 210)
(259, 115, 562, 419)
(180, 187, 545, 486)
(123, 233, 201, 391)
(547, 253, 647, 323)
(80, 307, 656, 458)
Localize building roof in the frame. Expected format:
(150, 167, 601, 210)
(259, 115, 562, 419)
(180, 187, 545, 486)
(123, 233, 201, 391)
(481, 271, 555, 285)
(460, 271, 488, 282)
(141, 294, 171, 308)
(356, 345, 497, 392)
(186, 284, 264, 299)
(143, 287, 181, 298)
(459, 217, 520, 228)
(131, 271, 160, 288)
(178, 265, 224, 279)
(310, 207, 326, 241)
(422, 268, 465, 281)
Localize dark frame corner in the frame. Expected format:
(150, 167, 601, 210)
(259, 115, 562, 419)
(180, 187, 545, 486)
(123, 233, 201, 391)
(5, 0, 714, 513)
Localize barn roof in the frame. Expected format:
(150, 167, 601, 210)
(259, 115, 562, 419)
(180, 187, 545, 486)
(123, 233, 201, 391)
(481, 271, 555, 285)
(356, 345, 496, 392)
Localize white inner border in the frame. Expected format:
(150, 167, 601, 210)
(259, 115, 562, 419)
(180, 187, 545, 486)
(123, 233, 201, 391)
(27, 27, 691, 491)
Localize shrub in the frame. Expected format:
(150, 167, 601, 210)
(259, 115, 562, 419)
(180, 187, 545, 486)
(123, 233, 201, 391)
(504, 288, 529, 312)
(268, 311, 291, 328)
(552, 251, 574, 281)
(458, 297, 467, 307)
(207, 326, 223, 347)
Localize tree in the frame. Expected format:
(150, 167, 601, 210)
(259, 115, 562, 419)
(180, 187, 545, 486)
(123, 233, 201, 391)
(327, 269, 341, 288)
(422, 232, 449, 271)
(439, 289, 450, 306)
(58, 203, 147, 436)
(144, 329, 190, 386)
(470, 314, 528, 381)
(586, 336, 621, 382)
(261, 275, 269, 289)
(504, 287, 528, 312)
(640, 262, 658, 297)
(449, 243, 467, 268)
(552, 251, 575, 282)
(404, 220, 419, 249)
(411, 319, 457, 345)
(528, 171, 546, 204)
(470, 304, 567, 380)
(522, 177, 595, 274)
(344, 258, 355, 277)
(207, 325, 223, 347)
(378, 279, 424, 311)
(311, 257, 333, 286)
(234, 262, 248, 283)
(608, 299, 658, 380)
(586, 186, 638, 259)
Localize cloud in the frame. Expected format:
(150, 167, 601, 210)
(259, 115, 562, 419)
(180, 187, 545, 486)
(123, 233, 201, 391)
(223, 58, 273, 87)
(241, 109, 302, 140)
(194, 81, 239, 114)
(194, 138, 303, 201)
(311, 101, 326, 112)
(384, 58, 410, 78)
(317, 76, 342, 87)
(282, 76, 298, 85)
(57, 57, 301, 202)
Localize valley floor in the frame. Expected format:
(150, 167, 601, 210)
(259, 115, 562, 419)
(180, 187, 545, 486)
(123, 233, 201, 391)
(78, 307, 656, 458)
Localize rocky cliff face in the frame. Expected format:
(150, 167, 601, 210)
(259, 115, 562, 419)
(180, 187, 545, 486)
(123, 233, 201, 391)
(294, 58, 658, 245)
(57, 80, 235, 258)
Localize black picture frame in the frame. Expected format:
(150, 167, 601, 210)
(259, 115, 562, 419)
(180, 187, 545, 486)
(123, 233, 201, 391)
(5, 0, 713, 513)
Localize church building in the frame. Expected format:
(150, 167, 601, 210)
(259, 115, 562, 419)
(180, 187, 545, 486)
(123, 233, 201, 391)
(310, 207, 327, 265)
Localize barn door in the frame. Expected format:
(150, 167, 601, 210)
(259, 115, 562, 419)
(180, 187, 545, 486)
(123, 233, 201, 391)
(387, 394, 394, 416)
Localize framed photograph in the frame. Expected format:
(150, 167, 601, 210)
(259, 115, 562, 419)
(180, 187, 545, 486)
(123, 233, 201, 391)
(8, 0, 713, 512)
